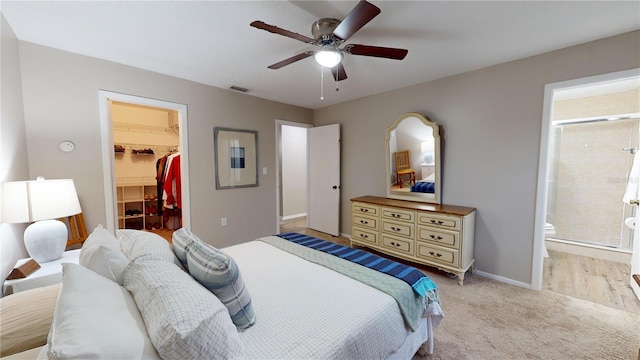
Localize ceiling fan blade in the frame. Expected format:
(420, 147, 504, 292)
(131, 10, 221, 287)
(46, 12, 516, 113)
(331, 63, 348, 81)
(332, 0, 381, 41)
(344, 44, 408, 60)
(268, 52, 314, 69)
(250, 21, 315, 43)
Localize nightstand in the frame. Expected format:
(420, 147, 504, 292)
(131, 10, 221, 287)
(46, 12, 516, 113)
(2, 249, 81, 296)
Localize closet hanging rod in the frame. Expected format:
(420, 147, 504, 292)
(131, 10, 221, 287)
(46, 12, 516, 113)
(113, 122, 175, 134)
(114, 143, 179, 153)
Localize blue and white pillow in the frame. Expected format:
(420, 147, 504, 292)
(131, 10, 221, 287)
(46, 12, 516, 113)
(186, 241, 256, 329)
(171, 228, 198, 269)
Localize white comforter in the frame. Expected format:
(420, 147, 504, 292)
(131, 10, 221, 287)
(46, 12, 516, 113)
(224, 240, 426, 360)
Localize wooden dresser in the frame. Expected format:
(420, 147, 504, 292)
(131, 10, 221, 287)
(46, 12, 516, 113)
(351, 196, 476, 285)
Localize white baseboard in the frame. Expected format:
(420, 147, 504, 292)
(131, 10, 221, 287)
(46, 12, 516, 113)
(473, 269, 533, 289)
(281, 213, 307, 221)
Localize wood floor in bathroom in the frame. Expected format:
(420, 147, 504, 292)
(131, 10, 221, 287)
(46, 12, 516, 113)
(543, 250, 640, 314)
(281, 217, 640, 314)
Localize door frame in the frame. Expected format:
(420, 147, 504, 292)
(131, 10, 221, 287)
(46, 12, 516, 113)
(532, 68, 640, 290)
(275, 119, 312, 233)
(98, 90, 190, 233)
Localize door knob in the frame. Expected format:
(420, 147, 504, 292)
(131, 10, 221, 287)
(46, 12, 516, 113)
(332, 185, 338, 189)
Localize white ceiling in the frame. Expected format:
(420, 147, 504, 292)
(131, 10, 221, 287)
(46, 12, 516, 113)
(2, 1, 639, 109)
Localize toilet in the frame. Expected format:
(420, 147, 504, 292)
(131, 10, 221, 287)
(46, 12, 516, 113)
(545, 223, 556, 238)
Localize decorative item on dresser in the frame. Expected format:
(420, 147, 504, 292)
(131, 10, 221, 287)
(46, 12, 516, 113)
(351, 196, 475, 285)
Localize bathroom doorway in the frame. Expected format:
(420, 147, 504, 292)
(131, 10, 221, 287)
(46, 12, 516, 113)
(535, 70, 640, 313)
(546, 105, 638, 251)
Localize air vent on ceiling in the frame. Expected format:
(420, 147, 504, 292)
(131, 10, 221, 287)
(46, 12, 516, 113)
(230, 85, 249, 93)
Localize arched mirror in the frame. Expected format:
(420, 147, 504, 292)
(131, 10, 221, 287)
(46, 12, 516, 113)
(386, 112, 441, 204)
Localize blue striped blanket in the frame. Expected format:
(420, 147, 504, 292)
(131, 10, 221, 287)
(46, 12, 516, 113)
(276, 232, 437, 297)
(411, 181, 435, 193)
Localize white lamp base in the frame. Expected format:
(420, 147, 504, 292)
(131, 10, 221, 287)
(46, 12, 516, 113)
(24, 220, 67, 263)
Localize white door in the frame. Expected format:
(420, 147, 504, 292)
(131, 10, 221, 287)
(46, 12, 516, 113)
(308, 124, 340, 236)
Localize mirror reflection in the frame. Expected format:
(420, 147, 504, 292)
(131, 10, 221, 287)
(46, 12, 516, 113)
(386, 112, 441, 204)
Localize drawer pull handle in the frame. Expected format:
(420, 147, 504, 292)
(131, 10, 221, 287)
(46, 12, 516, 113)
(430, 219, 444, 225)
(360, 208, 369, 213)
(429, 235, 443, 240)
(390, 241, 401, 247)
(428, 251, 443, 258)
(360, 220, 368, 225)
(391, 213, 401, 218)
(360, 234, 368, 239)
(391, 227, 401, 232)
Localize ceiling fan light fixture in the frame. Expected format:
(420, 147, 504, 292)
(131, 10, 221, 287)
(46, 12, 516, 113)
(314, 46, 342, 68)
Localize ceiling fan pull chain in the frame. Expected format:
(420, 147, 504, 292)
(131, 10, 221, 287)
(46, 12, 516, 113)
(320, 66, 325, 100)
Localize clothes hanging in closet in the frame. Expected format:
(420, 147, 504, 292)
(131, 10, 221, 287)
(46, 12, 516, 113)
(163, 153, 181, 209)
(155, 156, 167, 216)
(156, 152, 181, 230)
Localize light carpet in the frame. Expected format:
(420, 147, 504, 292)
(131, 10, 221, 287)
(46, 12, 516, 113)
(283, 226, 639, 359)
(412, 269, 639, 359)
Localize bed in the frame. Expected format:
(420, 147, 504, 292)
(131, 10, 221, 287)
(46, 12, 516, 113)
(0, 227, 443, 359)
(410, 174, 435, 193)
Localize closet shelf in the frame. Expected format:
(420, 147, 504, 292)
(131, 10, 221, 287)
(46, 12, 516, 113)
(114, 143, 178, 154)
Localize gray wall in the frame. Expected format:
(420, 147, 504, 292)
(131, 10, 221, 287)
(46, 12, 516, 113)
(4, 14, 638, 287)
(0, 15, 30, 283)
(16, 42, 313, 251)
(314, 30, 640, 285)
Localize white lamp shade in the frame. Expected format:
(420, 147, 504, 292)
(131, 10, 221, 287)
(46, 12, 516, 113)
(2, 178, 81, 223)
(421, 140, 434, 154)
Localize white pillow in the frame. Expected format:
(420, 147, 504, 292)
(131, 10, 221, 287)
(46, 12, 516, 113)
(48, 263, 160, 360)
(79, 225, 129, 285)
(124, 259, 246, 359)
(117, 229, 182, 268)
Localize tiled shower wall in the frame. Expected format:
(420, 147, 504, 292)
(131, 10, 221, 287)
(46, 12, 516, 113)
(547, 88, 639, 249)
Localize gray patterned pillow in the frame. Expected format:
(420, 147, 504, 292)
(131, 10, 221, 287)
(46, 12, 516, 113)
(124, 259, 246, 359)
(117, 230, 181, 268)
(186, 241, 256, 329)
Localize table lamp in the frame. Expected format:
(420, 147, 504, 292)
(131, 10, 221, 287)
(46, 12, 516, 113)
(1, 177, 81, 263)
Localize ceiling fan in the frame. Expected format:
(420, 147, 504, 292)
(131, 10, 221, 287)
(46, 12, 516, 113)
(250, 0, 408, 82)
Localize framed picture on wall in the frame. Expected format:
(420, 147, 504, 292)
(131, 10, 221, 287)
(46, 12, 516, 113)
(214, 127, 258, 189)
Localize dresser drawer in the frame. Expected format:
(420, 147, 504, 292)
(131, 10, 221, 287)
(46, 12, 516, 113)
(417, 226, 459, 249)
(417, 212, 460, 231)
(381, 207, 415, 223)
(417, 243, 458, 267)
(381, 234, 413, 255)
(352, 202, 380, 216)
(381, 219, 414, 238)
(352, 227, 378, 244)
(352, 214, 378, 229)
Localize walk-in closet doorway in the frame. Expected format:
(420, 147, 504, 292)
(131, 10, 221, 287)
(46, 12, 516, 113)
(98, 91, 190, 240)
